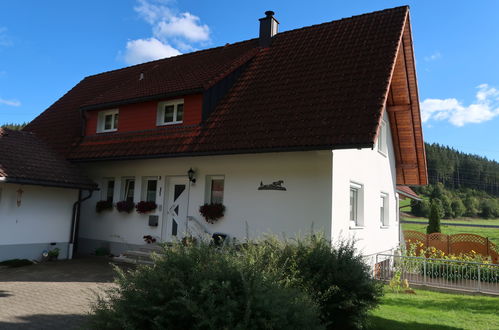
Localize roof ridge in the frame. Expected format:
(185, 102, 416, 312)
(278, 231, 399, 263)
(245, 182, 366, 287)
(82, 6, 408, 80)
(85, 38, 258, 80)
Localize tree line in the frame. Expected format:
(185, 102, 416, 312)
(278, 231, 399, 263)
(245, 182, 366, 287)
(1, 122, 27, 130)
(425, 143, 499, 196)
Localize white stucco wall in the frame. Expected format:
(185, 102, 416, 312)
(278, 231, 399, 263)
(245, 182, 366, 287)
(79, 151, 333, 250)
(0, 183, 78, 260)
(331, 110, 399, 255)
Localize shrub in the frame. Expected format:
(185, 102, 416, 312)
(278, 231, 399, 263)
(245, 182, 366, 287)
(96, 200, 113, 213)
(116, 200, 135, 213)
(240, 236, 383, 329)
(89, 242, 323, 330)
(427, 200, 442, 234)
(411, 199, 430, 218)
(136, 201, 157, 214)
(451, 198, 466, 218)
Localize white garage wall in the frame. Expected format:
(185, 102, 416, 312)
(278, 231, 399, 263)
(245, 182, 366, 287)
(0, 183, 78, 260)
(78, 151, 332, 254)
(331, 110, 400, 255)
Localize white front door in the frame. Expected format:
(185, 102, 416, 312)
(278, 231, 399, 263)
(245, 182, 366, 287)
(161, 176, 189, 241)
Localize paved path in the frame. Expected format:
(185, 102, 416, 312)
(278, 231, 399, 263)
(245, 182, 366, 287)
(0, 257, 116, 329)
(401, 220, 499, 228)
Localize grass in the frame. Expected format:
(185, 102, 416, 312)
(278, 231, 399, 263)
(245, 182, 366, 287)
(369, 288, 499, 330)
(404, 217, 499, 226)
(401, 221, 499, 247)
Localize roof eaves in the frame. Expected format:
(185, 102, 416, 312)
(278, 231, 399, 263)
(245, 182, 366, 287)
(1, 176, 98, 191)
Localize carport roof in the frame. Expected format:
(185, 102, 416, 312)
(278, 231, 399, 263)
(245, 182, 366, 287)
(0, 128, 96, 190)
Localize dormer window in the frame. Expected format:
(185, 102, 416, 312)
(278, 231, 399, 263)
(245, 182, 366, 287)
(97, 109, 119, 133)
(157, 99, 184, 125)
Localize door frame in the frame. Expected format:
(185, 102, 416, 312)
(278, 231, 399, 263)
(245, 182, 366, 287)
(161, 176, 190, 242)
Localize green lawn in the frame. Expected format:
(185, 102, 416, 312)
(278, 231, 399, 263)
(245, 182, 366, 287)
(369, 288, 499, 330)
(401, 221, 499, 247)
(404, 217, 499, 226)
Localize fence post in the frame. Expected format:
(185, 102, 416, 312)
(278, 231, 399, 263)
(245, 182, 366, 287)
(486, 237, 489, 257)
(423, 258, 427, 285)
(447, 234, 450, 254)
(477, 264, 481, 292)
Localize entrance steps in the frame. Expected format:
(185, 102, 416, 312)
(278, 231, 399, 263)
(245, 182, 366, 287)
(112, 244, 167, 265)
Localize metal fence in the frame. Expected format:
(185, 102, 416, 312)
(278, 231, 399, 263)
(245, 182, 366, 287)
(374, 253, 499, 294)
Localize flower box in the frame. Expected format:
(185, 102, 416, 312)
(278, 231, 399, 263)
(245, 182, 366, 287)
(136, 201, 157, 214)
(199, 203, 226, 224)
(96, 200, 113, 213)
(116, 200, 135, 213)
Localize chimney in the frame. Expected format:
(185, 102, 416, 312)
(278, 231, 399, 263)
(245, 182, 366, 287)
(259, 11, 279, 47)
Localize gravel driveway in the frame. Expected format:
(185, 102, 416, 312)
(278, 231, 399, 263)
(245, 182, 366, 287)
(0, 257, 116, 329)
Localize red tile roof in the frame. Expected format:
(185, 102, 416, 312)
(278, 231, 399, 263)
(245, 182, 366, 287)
(0, 128, 95, 189)
(25, 6, 409, 161)
(396, 185, 421, 200)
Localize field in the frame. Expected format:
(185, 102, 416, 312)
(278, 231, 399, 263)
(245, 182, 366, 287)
(401, 218, 499, 246)
(369, 288, 499, 329)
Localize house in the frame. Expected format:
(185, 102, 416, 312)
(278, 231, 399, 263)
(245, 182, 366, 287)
(20, 6, 426, 259)
(0, 129, 95, 260)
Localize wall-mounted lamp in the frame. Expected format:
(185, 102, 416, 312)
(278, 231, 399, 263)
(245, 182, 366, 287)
(16, 188, 24, 207)
(187, 168, 196, 184)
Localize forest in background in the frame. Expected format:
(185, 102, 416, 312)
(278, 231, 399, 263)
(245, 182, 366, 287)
(411, 143, 499, 219)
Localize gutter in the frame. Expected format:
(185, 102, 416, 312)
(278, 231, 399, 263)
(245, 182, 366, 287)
(1, 177, 97, 191)
(68, 189, 93, 259)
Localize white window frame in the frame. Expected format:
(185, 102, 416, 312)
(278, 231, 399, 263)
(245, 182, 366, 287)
(121, 177, 136, 202)
(157, 99, 184, 126)
(101, 178, 116, 203)
(205, 175, 225, 204)
(377, 120, 387, 155)
(349, 182, 364, 228)
(141, 177, 158, 203)
(97, 109, 119, 133)
(380, 192, 389, 228)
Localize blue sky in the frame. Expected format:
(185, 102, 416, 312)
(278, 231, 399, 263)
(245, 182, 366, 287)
(1, 0, 499, 160)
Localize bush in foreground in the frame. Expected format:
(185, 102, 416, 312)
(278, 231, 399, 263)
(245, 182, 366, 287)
(89, 236, 381, 329)
(241, 236, 383, 329)
(89, 242, 323, 330)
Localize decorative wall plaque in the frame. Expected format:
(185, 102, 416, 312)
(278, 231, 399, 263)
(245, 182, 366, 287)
(258, 180, 287, 191)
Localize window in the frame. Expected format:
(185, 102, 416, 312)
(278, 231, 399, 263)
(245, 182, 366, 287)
(206, 175, 224, 204)
(377, 120, 387, 154)
(349, 182, 363, 228)
(380, 193, 389, 227)
(103, 178, 115, 202)
(157, 99, 184, 125)
(122, 178, 135, 202)
(142, 177, 158, 203)
(97, 109, 119, 133)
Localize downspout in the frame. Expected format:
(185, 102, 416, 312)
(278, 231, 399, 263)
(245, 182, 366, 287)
(68, 189, 93, 259)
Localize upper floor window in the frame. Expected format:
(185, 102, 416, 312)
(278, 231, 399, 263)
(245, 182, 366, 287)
(97, 109, 119, 133)
(377, 120, 387, 155)
(157, 99, 184, 125)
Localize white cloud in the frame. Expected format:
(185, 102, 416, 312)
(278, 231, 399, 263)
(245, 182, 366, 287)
(122, 0, 211, 65)
(0, 27, 12, 47)
(124, 38, 180, 65)
(424, 51, 441, 62)
(0, 97, 21, 107)
(153, 13, 210, 42)
(421, 84, 499, 127)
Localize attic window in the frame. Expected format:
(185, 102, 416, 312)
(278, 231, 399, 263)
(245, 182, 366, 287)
(157, 99, 184, 125)
(97, 109, 119, 133)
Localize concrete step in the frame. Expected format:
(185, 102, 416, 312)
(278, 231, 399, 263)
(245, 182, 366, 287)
(112, 255, 154, 265)
(123, 250, 155, 260)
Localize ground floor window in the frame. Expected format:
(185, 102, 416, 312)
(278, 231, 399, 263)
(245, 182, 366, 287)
(103, 178, 115, 202)
(349, 182, 363, 227)
(206, 175, 225, 204)
(142, 177, 158, 203)
(380, 193, 389, 227)
(122, 177, 135, 202)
